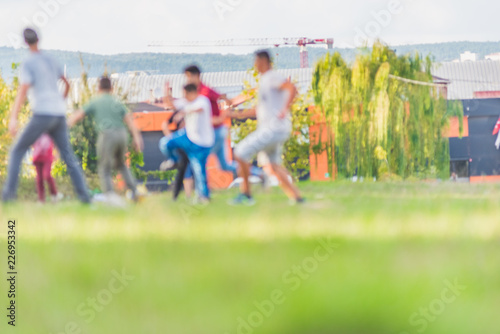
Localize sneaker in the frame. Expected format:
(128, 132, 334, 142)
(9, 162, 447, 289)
(289, 197, 306, 206)
(159, 159, 177, 171)
(193, 196, 210, 205)
(51, 193, 64, 203)
(105, 192, 127, 208)
(228, 193, 256, 206)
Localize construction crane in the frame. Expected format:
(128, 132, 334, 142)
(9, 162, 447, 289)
(148, 37, 334, 68)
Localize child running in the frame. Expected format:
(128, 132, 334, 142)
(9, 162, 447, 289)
(32, 133, 62, 203)
(161, 84, 215, 203)
(68, 77, 144, 203)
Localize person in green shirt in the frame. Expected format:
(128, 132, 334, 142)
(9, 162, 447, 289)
(68, 77, 143, 203)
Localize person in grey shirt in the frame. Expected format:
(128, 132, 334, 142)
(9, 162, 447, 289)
(2, 28, 90, 203)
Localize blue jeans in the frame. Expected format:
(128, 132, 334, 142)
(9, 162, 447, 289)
(165, 130, 212, 199)
(159, 132, 193, 178)
(159, 134, 175, 160)
(2, 115, 90, 203)
(182, 126, 232, 180)
(212, 126, 236, 174)
(160, 127, 263, 181)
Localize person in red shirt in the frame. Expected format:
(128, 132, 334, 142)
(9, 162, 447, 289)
(184, 65, 233, 174)
(183, 66, 265, 188)
(32, 133, 61, 202)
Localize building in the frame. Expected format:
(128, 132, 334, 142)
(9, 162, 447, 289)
(486, 53, 500, 61)
(433, 60, 500, 181)
(69, 68, 313, 104)
(70, 60, 500, 185)
(459, 51, 478, 62)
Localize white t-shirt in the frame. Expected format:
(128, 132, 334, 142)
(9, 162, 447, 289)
(256, 70, 292, 132)
(174, 96, 215, 148)
(20, 52, 66, 116)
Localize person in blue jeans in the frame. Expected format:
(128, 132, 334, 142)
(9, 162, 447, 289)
(184, 66, 234, 178)
(2, 28, 90, 203)
(161, 84, 214, 202)
(158, 109, 193, 200)
(176, 66, 265, 191)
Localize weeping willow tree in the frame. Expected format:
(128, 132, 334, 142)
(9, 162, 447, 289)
(312, 42, 459, 180)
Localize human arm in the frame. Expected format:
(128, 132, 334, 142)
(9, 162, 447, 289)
(174, 107, 203, 124)
(212, 94, 232, 126)
(228, 108, 257, 119)
(213, 106, 229, 126)
(219, 93, 232, 106)
(161, 120, 171, 137)
(61, 76, 70, 99)
(124, 113, 144, 152)
(163, 82, 176, 110)
(67, 109, 86, 128)
(277, 81, 297, 119)
(68, 100, 94, 127)
(8, 84, 30, 136)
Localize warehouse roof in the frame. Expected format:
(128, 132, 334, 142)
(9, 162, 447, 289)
(67, 60, 500, 104)
(68, 68, 313, 103)
(432, 60, 500, 100)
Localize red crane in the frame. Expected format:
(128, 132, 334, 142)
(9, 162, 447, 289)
(148, 37, 334, 68)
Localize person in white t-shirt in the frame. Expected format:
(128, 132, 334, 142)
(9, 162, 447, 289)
(231, 50, 304, 205)
(161, 83, 215, 201)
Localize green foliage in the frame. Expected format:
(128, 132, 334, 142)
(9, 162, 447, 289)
(67, 55, 99, 174)
(128, 150, 176, 184)
(232, 69, 313, 180)
(0, 64, 31, 176)
(446, 100, 465, 137)
(312, 42, 454, 180)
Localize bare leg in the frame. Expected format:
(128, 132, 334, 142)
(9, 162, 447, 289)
(271, 164, 301, 200)
(183, 178, 194, 199)
(235, 156, 251, 196)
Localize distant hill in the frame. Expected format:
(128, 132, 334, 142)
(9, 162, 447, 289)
(1, 41, 499, 80)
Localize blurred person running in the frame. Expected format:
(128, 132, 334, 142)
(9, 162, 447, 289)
(68, 77, 144, 204)
(161, 84, 215, 203)
(230, 50, 304, 205)
(164, 65, 266, 193)
(2, 28, 90, 203)
(158, 87, 193, 200)
(32, 133, 63, 203)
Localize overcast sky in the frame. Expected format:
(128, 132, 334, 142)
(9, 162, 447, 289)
(1, 0, 499, 55)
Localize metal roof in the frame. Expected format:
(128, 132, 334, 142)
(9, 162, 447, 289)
(432, 60, 500, 100)
(68, 68, 313, 104)
(65, 60, 500, 104)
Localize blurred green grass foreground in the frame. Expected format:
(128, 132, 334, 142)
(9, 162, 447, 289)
(1, 181, 500, 334)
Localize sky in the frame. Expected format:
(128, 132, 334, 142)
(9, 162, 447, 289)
(0, 0, 499, 55)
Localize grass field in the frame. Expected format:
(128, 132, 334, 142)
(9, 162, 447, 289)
(1, 181, 500, 334)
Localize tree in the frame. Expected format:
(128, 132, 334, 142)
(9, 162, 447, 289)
(312, 42, 461, 180)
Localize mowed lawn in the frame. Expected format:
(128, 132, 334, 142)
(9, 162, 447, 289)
(1, 181, 500, 334)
